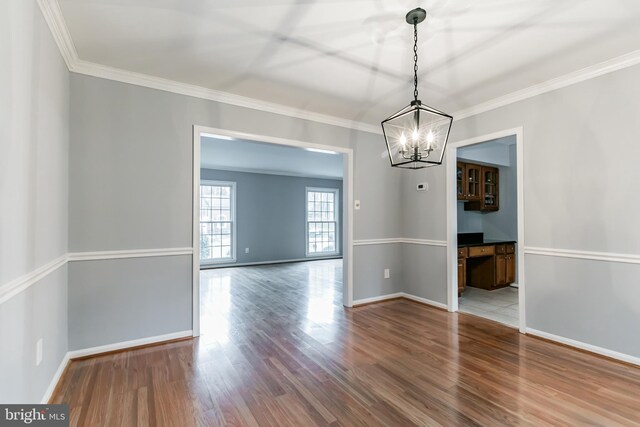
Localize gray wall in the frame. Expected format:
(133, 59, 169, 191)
(68, 256, 191, 350)
(457, 142, 518, 241)
(398, 167, 448, 302)
(69, 72, 403, 347)
(456, 203, 483, 234)
(200, 169, 343, 265)
(401, 244, 448, 304)
(402, 62, 640, 358)
(481, 145, 518, 241)
(0, 0, 69, 402)
(353, 244, 404, 300)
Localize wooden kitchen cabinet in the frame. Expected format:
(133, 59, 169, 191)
(466, 164, 482, 201)
(460, 243, 516, 293)
(495, 244, 516, 287)
(456, 162, 466, 199)
(495, 254, 507, 286)
(457, 160, 500, 211)
(481, 166, 499, 211)
(457, 162, 482, 201)
(506, 254, 516, 284)
(457, 247, 467, 296)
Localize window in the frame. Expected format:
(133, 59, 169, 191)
(200, 181, 235, 263)
(306, 188, 339, 256)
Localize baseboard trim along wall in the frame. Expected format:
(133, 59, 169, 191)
(352, 292, 448, 310)
(352, 293, 404, 306)
(526, 328, 640, 367)
(353, 238, 447, 247)
(42, 330, 193, 403)
(41, 353, 71, 404)
(401, 293, 449, 310)
(201, 256, 342, 269)
(67, 330, 193, 359)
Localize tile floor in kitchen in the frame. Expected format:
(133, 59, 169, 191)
(458, 286, 519, 328)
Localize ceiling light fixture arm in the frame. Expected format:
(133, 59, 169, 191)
(413, 21, 419, 102)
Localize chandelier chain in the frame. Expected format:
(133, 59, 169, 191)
(413, 22, 419, 101)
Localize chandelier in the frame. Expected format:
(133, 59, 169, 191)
(381, 8, 453, 169)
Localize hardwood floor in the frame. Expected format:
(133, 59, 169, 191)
(52, 259, 640, 426)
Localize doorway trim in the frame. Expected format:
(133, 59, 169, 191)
(445, 127, 526, 333)
(191, 125, 355, 337)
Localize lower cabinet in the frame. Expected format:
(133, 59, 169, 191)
(460, 243, 516, 293)
(506, 254, 516, 283)
(496, 254, 507, 286)
(458, 257, 466, 296)
(457, 247, 467, 296)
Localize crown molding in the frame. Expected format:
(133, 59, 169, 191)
(36, 1, 381, 135)
(453, 49, 640, 121)
(36, 0, 78, 69)
(71, 59, 383, 134)
(38, 0, 640, 131)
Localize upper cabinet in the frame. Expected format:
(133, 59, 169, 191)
(481, 166, 499, 211)
(458, 161, 500, 211)
(457, 162, 482, 201)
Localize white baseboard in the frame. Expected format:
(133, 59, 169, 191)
(352, 238, 447, 247)
(526, 328, 640, 367)
(352, 292, 448, 310)
(41, 330, 193, 403)
(201, 257, 341, 269)
(67, 330, 193, 360)
(352, 293, 404, 306)
(400, 293, 448, 310)
(41, 353, 71, 404)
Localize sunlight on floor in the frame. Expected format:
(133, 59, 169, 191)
(200, 270, 232, 345)
(199, 259, 343, 347)
(306, 262, 336, 325)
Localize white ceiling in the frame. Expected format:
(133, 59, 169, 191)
(57, 0, 640, 126)
(201, 135, 344, 179)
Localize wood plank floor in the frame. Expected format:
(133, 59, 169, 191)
(52, 259, 640, 426)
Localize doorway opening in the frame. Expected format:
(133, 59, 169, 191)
(446, 128, 525, 332)
(191, 126, 354, 337)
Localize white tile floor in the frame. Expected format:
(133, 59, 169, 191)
(458, 286, 519, 328)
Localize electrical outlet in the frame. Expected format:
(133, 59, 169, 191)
(354, 200, 361, 210)
(245, 248, 249, 254)
(384, 268, 390, 279)
(36, 338, 43, 366)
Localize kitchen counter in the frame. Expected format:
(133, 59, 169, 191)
(458, 239, 516, 248)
